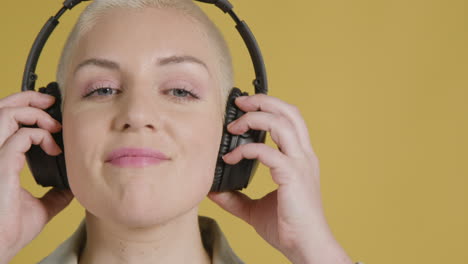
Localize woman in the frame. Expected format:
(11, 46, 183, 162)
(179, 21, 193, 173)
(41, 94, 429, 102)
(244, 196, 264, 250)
(0, 0, 354, 263)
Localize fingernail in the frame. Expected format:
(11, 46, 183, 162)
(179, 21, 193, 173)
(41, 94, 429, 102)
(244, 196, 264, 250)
(44, 94, 56, 101)
(236, 96, 247, 102)
(227, 121, 236, 129)
(51, 119, 61, 128)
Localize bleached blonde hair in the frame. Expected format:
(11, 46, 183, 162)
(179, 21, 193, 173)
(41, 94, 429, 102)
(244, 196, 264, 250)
(56, 0, 233, 108)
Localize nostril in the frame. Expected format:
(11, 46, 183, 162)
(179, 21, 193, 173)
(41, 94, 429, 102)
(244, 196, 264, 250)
(122, 123, 155, 130)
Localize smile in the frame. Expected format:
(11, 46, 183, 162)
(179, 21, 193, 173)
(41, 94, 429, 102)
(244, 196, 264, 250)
(105, 147, 170, 168)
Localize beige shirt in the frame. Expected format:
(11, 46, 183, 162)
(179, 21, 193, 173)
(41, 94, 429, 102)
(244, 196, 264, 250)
(38, 216, 244, 264)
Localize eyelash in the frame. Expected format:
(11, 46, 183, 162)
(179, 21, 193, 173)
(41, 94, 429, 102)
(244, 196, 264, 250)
(83, 87, 120, 98)
(165, 87, 200, 102)
(83, 86, 200, 102)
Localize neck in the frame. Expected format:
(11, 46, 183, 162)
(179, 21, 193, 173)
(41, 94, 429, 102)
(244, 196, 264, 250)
(79, 207, 211, 264)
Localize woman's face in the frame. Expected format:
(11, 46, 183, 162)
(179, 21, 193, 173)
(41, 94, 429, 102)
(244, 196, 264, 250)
(62, 7, 223, 227)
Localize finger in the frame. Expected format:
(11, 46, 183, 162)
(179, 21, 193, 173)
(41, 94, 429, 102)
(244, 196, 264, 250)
(0, 107, 61, 147)
(223, 143, 287, 171)
(5, 127, 62, 155)
(0, 91, 56, 109)
(39, 188, 74, 222)
(227, 111, 302, 156)
(235, 94, 313, 152)
(208, 191, 254, 225)
(0, 128, 62, 176)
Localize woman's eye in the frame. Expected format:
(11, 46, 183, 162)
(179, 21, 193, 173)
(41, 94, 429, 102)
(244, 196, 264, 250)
(171, 88, 190, 97)
(168, 88, 199, 100)
(84, 87, 120, 98)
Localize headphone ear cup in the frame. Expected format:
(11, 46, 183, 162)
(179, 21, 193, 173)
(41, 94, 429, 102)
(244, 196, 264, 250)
(212, 87, 266, 192)
(25, 82, 69, 189)
(211, 88, 242, 191)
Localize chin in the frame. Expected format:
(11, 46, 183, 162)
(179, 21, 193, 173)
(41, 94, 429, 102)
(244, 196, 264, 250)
(73, 162, 214, 229)
(103, 182, 206, 229)
(112, 208, 174, 229)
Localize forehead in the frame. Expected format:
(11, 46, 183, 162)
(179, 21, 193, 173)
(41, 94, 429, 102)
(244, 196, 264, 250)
(72, 7, 217, 71)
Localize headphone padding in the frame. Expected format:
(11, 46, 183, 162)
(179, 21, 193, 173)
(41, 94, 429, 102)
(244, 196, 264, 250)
(211, 88, 244, 192)
(26, 82, 69, 189)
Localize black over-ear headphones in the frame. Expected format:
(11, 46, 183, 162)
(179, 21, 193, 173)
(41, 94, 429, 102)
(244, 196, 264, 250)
(22, 0, 268, 192)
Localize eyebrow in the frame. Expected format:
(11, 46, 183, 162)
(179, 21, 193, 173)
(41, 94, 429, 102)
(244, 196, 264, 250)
(73, 55, 210, 75)
(74, 58, 119, 75)
(159, 55, 209, 71)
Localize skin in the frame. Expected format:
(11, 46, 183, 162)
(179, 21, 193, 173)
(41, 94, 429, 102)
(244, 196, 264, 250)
(63, 7, 222, 264)
(0, 5, 353, 264)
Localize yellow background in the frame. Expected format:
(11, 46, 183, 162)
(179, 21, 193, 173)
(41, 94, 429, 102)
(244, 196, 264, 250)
(1, 0, 467, 263)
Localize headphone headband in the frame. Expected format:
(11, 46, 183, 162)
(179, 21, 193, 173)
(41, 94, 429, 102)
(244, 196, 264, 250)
(22, 0, 268, 94)
(22, 0, 268, 191)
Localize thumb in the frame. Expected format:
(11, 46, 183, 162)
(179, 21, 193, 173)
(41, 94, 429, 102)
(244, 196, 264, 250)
(208, 191, 254, 224)
(39, 188, 74, 222)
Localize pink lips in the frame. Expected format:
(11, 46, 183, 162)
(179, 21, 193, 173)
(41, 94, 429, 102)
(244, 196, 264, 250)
(105, 147, 169, 168)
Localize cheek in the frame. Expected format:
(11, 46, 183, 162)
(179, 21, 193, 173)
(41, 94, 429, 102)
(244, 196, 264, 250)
(63, 111, 103, 157)
(178, 112, 223, 186)
(62, 110, 106, 192)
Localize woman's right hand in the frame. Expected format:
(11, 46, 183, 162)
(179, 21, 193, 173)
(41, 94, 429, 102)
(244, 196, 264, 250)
(0, 91, 73, 264)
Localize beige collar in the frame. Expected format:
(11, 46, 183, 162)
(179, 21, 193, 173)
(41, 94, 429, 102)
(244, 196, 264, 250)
(38, 216, 244, 264)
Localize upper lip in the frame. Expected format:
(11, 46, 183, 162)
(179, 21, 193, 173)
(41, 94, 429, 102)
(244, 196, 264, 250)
(105, 147, 170, 162)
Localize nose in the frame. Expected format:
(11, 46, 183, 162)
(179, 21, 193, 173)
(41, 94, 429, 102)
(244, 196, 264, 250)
(113, 89, 159, 133)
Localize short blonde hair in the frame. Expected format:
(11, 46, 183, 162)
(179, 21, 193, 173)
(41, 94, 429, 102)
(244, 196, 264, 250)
(57, 0, 233, 108)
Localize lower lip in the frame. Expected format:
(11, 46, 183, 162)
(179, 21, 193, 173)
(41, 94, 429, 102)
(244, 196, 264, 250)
(107, 156, 168, 168)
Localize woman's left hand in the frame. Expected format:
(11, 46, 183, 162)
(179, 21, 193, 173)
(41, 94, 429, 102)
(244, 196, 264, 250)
(208, 94, 352, 264)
